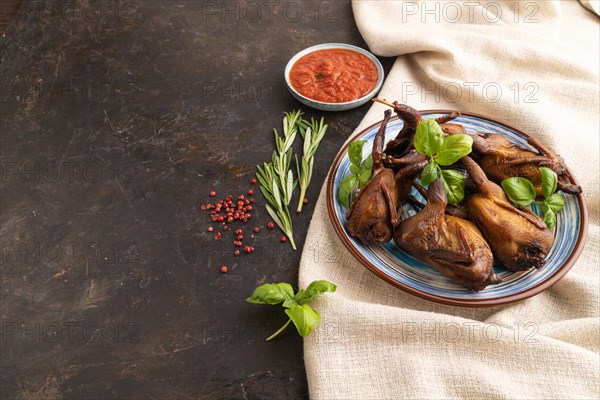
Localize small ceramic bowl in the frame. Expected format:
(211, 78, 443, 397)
(284, 43, 384, 112)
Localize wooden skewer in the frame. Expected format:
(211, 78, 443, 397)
(372, 98, 396, 109)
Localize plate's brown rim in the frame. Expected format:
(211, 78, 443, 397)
(326, 110, 589, 308)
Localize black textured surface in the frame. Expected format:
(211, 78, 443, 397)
(0, 1, 394, 398)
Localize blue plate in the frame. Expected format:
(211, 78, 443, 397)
(327, 112, 588, 307)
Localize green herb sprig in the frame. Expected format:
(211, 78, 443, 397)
(414, 119, 473, 204)
(337, 140, 374, 208)
(501, 167, 565, 230)
(246, 280, 337, 341)
(296, 117, 328, 212)
(256, 110, 303, 250)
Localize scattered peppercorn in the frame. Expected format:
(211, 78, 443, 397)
(250, 178, 257, 185)
(199, 186, 280, 267)
(280, 236, 287, 243)
(303, 198, 308, 204)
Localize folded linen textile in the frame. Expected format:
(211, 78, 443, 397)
(580, 0, 600, 15)
(299, 1, 599, 398)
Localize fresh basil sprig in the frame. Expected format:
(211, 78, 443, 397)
(501, 167, 565, 230)
(246, 280, 336, 341)
(414, 119, 473, 204)
(338, 140, 374, 208)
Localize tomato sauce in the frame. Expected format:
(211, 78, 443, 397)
(289, 48, 379, 103)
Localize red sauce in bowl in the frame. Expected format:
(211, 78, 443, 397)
(288, 48, 379, 103)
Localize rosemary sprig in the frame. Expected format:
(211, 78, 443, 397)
(295, 117, 328, 212)
(256, 110, 303, 250)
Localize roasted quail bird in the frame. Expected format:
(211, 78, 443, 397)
(462, 156, 554, 271)
(469, 133, 581, 196)
(346, 110, 401, 245)
(394, 178, 500, 291)
(372, 100, 430, 200)
(385, 149, 429, 201)
(373, 99, 422, 157)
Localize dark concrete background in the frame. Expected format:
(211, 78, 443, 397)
(0, 0, 21, 34)
(0, 1, 394, 398)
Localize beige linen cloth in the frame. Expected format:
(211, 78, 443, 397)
(299, 1, 600, 399)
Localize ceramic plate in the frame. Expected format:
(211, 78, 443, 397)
(327, 111, 588, 307)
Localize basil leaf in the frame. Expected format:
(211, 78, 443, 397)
(349, 164, 361, 175)
(440, 169, 466, 205)
(362, 153, 373, 171)
(543, 209, 556, 230)
(295, 280, 337, 304)
(414, 119, 444, 157)
(544, 193, 565, 213)
(246, 283, 294, 305)
(436, 134, 473, 166)
(282, 299, 297, 309)
(420, 162, 438, 186)
(540, 167, 558, 198)
(358, 169, 372, 188)
(501, 177, 536, 206)
(285, 304, 321, 337)
(338, 174, 358, 208)
(348, 140, 366, 167)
